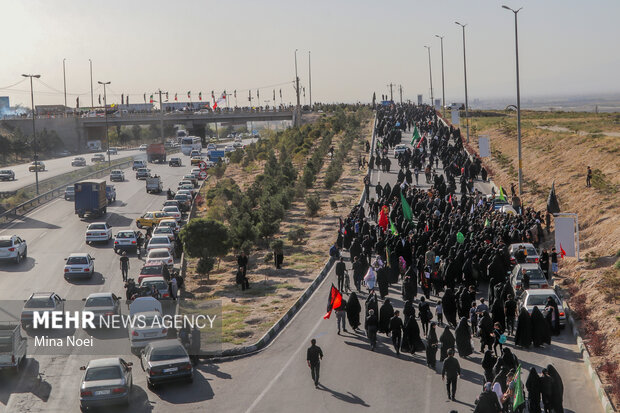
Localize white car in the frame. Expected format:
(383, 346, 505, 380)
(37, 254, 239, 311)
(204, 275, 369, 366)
(113, 230, 139, 254)
(206, 143, 217, 151)
(139, 144, 148, 151)
(161, 206, 182, 222)
(177, 183, 196, 196)
(0, 235, 27, 264)
(224, 145, 235, 153)
(82, 292, 121, 328)
(153, 226, 176, 242)
(190, 168, 202, 179)
(129, 311, 167, 350)
(176, 189, 193, 198)
(147, 236, 174, 254)
(393, 144, 407, 157)
(64, 253, 95, 278)
(157, 219, 180, 232)
(86, 222, 113, 244)
(146, 248, 174, 269)
(518, 289, 566, 328)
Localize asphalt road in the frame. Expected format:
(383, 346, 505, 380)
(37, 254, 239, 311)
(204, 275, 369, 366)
(0, 133, 602, 413)
(0, 149, 144, 192)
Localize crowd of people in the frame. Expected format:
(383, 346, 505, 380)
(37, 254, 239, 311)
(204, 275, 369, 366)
(327, 103, 565, 412)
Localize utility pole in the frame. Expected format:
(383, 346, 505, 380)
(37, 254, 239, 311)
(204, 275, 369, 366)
(294, 49, 301, 126)
(455, 22, 470, 144)
(308, 51, 312, 110)
(158, 89, 166, 143)
(63, 58, 67, 117)
(89, 59, 94, 109)
(98, 81, 111, 168)
(424, 46, 434, 106)
(435, 35, 446, 117)
(399, 85, 403, 104)
(22, 74, 41, 195)
(387, 83, 394, 102)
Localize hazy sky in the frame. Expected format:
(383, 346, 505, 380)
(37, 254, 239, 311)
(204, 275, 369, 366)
(2, 0, 619, 108)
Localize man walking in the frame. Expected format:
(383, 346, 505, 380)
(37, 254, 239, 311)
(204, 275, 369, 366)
(442, 348, 461, 401)
(335, 257, 346, 292)
(366, 309, 379, 351)
(120, 251, 130, 282)
(389, 310, 403, 356)
(504, 294, 517, 336)
(335, 299, 347, 334)
(306, 339, 323, 388)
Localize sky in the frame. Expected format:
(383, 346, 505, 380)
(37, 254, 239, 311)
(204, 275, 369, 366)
(2, 0, 619, 108)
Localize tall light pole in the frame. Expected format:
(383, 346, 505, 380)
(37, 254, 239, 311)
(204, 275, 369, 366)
(435, 35, 446, 118)
(98, 81, 111, 168)
(424, 46, 434, 107)
(455, 22, 470, 144)
(22, 74, 41, 195)
(89, 59, 94, 109)
(294, 49, 301, 126)
(308, 51, 312, 110)
(157, 89, 166, 143)
(503, 5, 524, 196)
(63, 58, 67, 117)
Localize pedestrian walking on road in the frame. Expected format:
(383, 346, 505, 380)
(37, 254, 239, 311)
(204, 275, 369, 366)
(426, 322, 439, 368)
(335, 298, 347, 335)
(120, 251, 129, 282)
(306, 339, 323, 388)
(335, 257, 346, 292)
(504, 294, 517, 336)
(442, 348, 461, 401)
(366, 309, 379, 351)
(389, 310, 403, 355)
(474, 382, 503, 413)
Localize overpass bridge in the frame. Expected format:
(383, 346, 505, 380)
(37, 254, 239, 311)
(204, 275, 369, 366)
(2, 110, 295, 151)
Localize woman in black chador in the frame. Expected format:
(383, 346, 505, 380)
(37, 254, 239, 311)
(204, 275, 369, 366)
(346, 292, 361, 330)
(526, 367, 542, 413)
(454, 317, 473, 357)
(439, 327, 456, 362)
(530, 306, 551, 347)
(514, 307, 532, 348)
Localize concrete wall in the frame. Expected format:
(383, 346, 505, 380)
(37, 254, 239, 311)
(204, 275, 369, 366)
(2, 117, 82, 152)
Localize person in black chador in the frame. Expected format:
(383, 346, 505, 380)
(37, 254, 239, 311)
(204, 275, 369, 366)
(454, 317, 473, 357)
(376, 264, 390, 299)
(346, 292, 361, 330)
(544, 296, 561, 336)
(481, 350, 497, 384)
(378, 298, 394, 334)
(526, 367, 542, 413)
(514, 307, 532, 348)
(547, 364, 564, 413)
(426, 322, 439, 368)
(401, 314, 425, 354)
(530, 306, 551, 347)
(442, 288, 458, 327)
(439, 327, 456, 362)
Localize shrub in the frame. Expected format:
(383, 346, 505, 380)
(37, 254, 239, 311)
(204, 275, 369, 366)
(229, 150, 244, 164)
(305, 194, 320, 217)
(588, 331, 607, 356)
(263, 251, 273, 264)
(330, 199, 338, 209)
(179, 218, 230, 258)
(287, 226, 307, 245)
(570, 294, 589, 320)
(196, 256, 216, 280)
(270, 239, 284, 253)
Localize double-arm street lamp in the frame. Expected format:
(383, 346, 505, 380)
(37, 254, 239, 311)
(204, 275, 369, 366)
(22, 74, 41, 195)
(455, 22, 470, 144)
(97, 81, 111, 168)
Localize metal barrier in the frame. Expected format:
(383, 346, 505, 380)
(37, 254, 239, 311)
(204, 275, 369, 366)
(0, 160, 133, 225)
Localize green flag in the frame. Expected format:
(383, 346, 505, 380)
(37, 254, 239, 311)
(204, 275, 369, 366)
(400, 192, 413, 222)
(410, 126, 421, 145)
(389, 219, 398, 236)
(484, 218, 490, 227)
(386, 246, 391, 268)
(499, 186, 506, 201)
(513, 365, 525, 410)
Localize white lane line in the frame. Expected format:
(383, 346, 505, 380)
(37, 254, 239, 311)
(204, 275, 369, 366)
(245, 316, 323, 413)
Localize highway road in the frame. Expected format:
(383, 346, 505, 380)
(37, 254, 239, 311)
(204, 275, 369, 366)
(0, 149, 144, 192)
(0, 132, 602, 413)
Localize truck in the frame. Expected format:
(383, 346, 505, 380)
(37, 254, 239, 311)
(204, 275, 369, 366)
(147, 143, 166, 163)
(145, 176, 163, 194)
(74, 180, 107, 218)
(0, 324, 27, 373)
(207, 150, 226, 163)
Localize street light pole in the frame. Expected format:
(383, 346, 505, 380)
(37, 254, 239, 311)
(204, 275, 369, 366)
(424, 46, 434, 107)
(308, 51, 312, 110)
(503, 5, 524, 196)
(89, 59, 94, 109)
(455, 22, 470, 144)
(98, 81, 111, 168)
(294, 49, 301, 126)
(63, 58, 67, 117)
(22, 74, 41, 195)
(158, 89, 166, 143)
(435, 35, 446, 118)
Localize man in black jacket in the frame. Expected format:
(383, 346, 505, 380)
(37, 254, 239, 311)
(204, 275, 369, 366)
(389, 310, 403, 355)
(306, 339, 323, 388)
(442, 348, 461, 400)
(335, 257, 346, 292)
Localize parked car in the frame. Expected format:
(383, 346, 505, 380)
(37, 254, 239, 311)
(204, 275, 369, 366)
(138, 262, 170, 284)
(157, 218, 180, 233)
(206, 143, 217, 151)
(71, 157, 87, 167)
(129, 297, 164, 350)
(0, 324, 27, 373)
(153, 226, 176, 242)
(91, 154, 106, 163)
(518, 289, 566, 328)
(190, 168, 202, 179)
(510, 263, 549, 296)
(161, 206, 181, 222)
(173, 194, 191, 211)
(190, 156, 203, 166)
(177, 183, 196, 196)
(106, 147, 118, 155)
(162, 200, 182, 211)
(140, 339, 193, 389)
(64, 185, 76, 201)
(509, 243, 540, 266)
(64, 253, 95, 279)
(139, 276, 171, 299)
(0, 235, 27, 264)
(146, 248, 174, 269)
(113, 230, 139, 253)
(79, 358, 133, 410)
(146, 236, 174, 255)
(132, 160, 147, 170)
(168, 157, 182, 167)
(20, 292, 65, 329)
(136, 168, 151, 180)
(136, 211, 170, 229)
(0, 169, 15, 181)
(139, 144, 148, 151)
(109, 170, 125, 182)
(86, 222, 113, 244)
(28, 161, 45, 172)
(82, 292, 121, 328)
(182, 174, 198, 187)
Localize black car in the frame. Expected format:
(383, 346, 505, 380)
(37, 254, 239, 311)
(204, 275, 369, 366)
(168, 157, 182, 167)
(0, 169, 15, 181)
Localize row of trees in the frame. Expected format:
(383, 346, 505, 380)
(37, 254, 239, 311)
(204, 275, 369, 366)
(0, 128, 65, 164)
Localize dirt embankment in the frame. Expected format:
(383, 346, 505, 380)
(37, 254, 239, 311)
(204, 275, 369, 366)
(468, 110, 620, 405)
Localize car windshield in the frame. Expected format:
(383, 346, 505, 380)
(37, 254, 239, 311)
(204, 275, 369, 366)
(141, 265, 163, 275)
(150, 345, 187, 361)
(111, 171, 122, 174)
(163, 208, 177, 213)
(85, 297, 114, 307)
(143, 280, 167, 290)
(150, 238, 168, 245)
(88, 224, 106, 230)
(0, 170, 11, 174)
(0, 240, 13, 247)
(67, 257, 88, 265)
(66, 186, 74, 192)
(25, 298, 54, 308)
(150, 251, 169, 258)
(526, 295, 560, 307)
(85, 366, 121, 381)
(515, 268, 545, 280)
(116, 232, 134, 239)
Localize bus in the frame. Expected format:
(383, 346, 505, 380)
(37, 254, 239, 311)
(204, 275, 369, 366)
(180, 136, 202, 156)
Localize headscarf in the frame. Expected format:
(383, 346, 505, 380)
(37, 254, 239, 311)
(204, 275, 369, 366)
(492, 382, 503, 404)
(364, 266, 376, 289)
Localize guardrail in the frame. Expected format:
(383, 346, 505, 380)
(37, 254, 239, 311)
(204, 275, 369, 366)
(0, 160, 133, 225)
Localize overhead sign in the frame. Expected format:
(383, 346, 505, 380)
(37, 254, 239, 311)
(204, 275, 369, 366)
(198, 161, 207, 170)
(198, 170, 207, 179)
(478, 135, 490, 157)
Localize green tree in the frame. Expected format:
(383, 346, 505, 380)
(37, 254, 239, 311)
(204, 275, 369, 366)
(179, 218, 230, 259)
(131, 125, 142, 142)
(196, 256, 216, 281)
(229, 212, 258, 250)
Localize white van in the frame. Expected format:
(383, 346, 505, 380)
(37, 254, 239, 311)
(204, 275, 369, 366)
(132, 160, 147, 171)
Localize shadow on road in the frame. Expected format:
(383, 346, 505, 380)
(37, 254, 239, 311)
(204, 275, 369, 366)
(0, 257, 36, 273)
(0, 359, 52, 406)
(317, 384, 370, 407)
(106, 212, 135, 228)
(197, 363, 232, 380)
(2, 216, 61, 230)
(150, 370, 213, 404)
(64, 272, 105, 285)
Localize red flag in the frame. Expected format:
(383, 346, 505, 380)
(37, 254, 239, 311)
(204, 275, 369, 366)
(174, 93, 178, 101)
(416, 135, 425, 148)
(560, 244, 566, 259)
(425, 223, 429, 232)
(323, 284, 342, 319)
(378, 206, 389, 232)
(448, 194, 452, 204)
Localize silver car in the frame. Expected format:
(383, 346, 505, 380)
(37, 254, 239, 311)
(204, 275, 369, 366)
(82, 293, 121, 328)
(510, 263, 550, 296)
(79, 358, 133, 410)
(141, 339, 193, 389)
(518, 289, 566, 328)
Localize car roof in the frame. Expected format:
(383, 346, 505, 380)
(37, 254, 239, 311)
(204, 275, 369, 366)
(142, 262, 164, 268)
(0, 235, 13, 241)
(149, 248, 171, 253)
(68, 253, 90, 257)
(150, 235, 171, 240)
(140, 276, 166, 284)
(87, 222, 107, 226)
(516, 263, 541, 269)
(87, 358, 122, 368)
(31, 292, 55, 298)
(86, 292, 114, 299)
(146, 339, 184, 349)
(116, 229, 135, 234)
(524, 288, 558, 296)
(510, 243, 535, 249)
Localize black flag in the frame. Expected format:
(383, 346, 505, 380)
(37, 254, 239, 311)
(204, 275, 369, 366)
(126, 95, 129, 105)
(121, 94, 124, 105)
(143, 93, 146, 103)
(76, 96, 79, 109)
(547, 181, 560, 214)
(98, 94, 101, 105)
